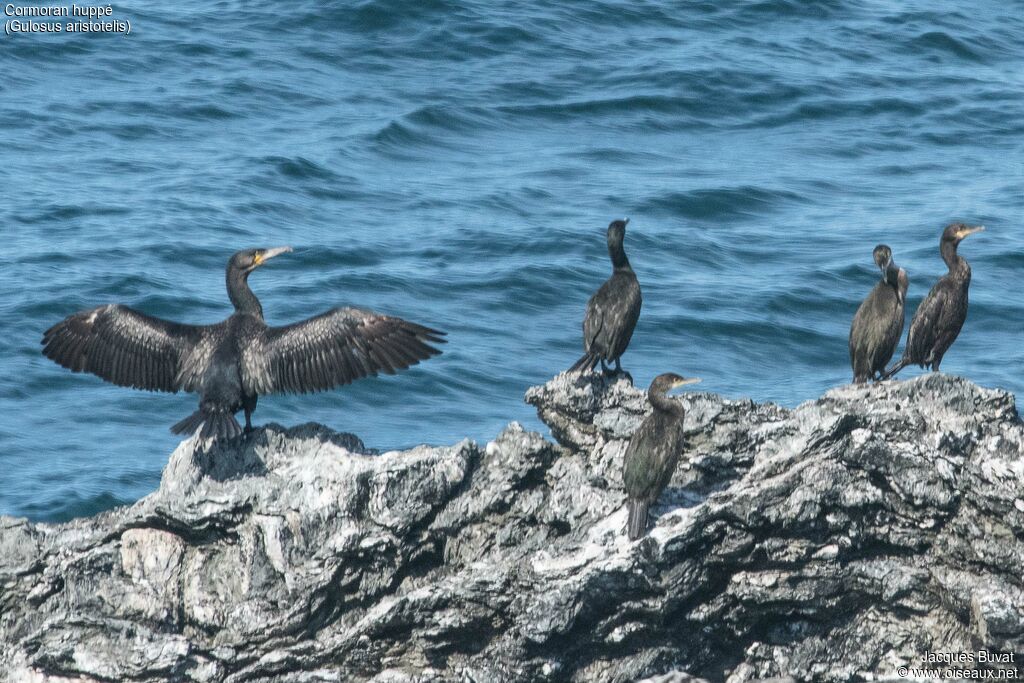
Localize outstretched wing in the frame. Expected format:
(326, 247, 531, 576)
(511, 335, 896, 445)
(242, 307, 445, 395)
(41, 304, 208, 393)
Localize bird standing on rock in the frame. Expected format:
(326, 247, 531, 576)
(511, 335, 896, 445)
(623, 372, 701, 541)
(884, 223, 984, 378)
(42, 247, 445, 444)
(570, 219, 642, 380)
(849, 244, 909, 384)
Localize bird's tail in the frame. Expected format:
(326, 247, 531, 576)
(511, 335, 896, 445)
(171, 409, 242, 441)
(881, 357, 909, 380)
(569, 351, 600, 374)
(627, 499, 650, 541)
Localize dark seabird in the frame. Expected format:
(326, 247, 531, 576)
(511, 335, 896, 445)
(849, 244, 909, 384)
(570, 219, 642, 376)
(885, 223, 984, 378)
(42, 247, 445, 442)
(623, 372, 701, 540)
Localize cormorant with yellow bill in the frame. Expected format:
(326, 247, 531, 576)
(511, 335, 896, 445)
(42, 247, 445, 442)
(884, 223, 983, 378)
(623, 372, 701, 540)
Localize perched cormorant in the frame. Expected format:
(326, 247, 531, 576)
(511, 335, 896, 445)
(42, 247, 445, 442)
(849, 245, 909, 384)
(885, 223, 984, 378)
(623, 372, 701, 541)
(570, 219, 642, 376)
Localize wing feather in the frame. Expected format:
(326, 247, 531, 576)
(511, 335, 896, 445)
(906, 283, 947, 363)
(583, 272, 641, 359)
(242, 307, 445, 395)
(41, 304, 208, 393)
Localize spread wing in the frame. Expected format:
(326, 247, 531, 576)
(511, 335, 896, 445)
(41, 304, 209, 393)
(242, 307, 445, 395)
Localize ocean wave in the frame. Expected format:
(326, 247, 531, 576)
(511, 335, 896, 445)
(638, 186, 807, 221)
(908, 31, 987, 63)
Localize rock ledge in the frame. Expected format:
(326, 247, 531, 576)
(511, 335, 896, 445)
(2, 373, 1023, 682)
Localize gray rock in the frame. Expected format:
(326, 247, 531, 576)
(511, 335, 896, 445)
(2, 373, 1022, 682)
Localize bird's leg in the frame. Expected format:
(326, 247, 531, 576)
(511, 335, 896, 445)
(614, 358, 630, 385)
(615, 359, 634, 385)
(600, 359, 609, 374)
(242, 394, 258, 434)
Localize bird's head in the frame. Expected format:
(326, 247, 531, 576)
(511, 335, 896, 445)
(872, 243, 904, 301)
(230, 246, 293, 274)
(606, 218, 630, 248)
(942, 223, 984, 245)
(872, 244, 893, 271)
(650, 372, 702, 396)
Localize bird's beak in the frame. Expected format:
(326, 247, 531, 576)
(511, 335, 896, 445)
(672, 377, 702, 389)
(957, 225, 985, 239)
(623, 217, 630, 226)
(254, 246, 293, 266)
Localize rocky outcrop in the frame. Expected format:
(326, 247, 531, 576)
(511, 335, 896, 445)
(2, 373, 1023, 682)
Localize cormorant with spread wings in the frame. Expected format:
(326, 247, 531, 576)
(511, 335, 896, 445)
(42, 247, 445, 442)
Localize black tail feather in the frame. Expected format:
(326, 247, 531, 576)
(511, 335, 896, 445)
(627, 499, 650, 541)
(171, 409, 242, 441)
(569, 351, 600, 374)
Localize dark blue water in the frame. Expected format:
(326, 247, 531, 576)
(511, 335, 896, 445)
(2, 1, 1022, 522)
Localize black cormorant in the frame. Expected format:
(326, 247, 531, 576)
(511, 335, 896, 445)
(623, 372, 701, 540)
(570, 219, 642, 376)
(42, 247, 445, 442)
(884, 223, 984, 378)
(849, 245, 908, 384)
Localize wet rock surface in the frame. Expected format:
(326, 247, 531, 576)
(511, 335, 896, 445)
(2, 373, 1023, 682)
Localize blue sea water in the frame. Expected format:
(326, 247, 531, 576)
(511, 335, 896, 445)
(1, 1, 1022, 522)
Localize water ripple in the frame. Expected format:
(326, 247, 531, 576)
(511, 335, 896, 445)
(2, 0, 1023, 521)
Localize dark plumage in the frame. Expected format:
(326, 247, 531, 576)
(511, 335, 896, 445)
(42, 247, 445, 443)
(570, 219, 642, 376)
(849, 245, 908, 384)
(623, 372, 701, 541)
(885, 223, 984, 378)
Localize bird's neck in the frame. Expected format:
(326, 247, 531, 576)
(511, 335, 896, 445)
(882, 263, 900, 289)
(609, 243, 632, 272)
(941, 241, 970, 281)
(649, 390, 684, 416)
(227, 268, 264, 318)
